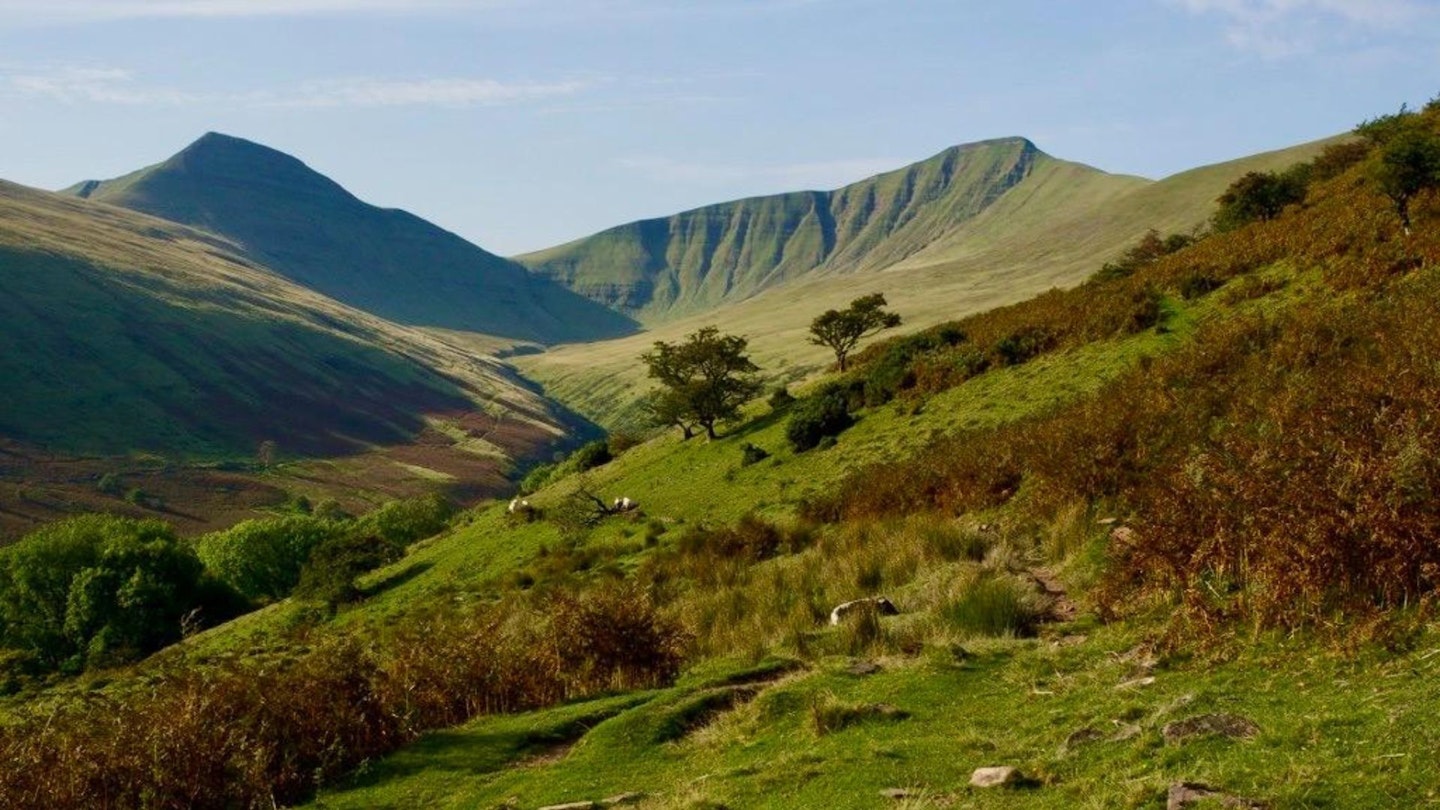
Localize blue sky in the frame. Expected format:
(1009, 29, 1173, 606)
(0, 0, 1436, 254)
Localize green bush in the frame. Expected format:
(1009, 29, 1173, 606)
(294, 534, 397, 608)
(353, 493, 455, 552)
(740, 443, 770, 466)
(767, 386, 796, 410)
(0, 516, 240, 672)
(786, 390, 854, 452)
(520, 463, 557, 494)
(196, 515, 344, 603)
(569, 440, 613, 472)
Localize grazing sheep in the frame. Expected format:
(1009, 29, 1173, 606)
(829, 596, 900, 626)
(612, 497, 639, 513)
(508, 498, 534, 514)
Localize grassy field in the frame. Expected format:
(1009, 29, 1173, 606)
(307, 626, 1440, 809)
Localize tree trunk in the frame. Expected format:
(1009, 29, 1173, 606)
(837, 352, 848, 372)
(680, 424, 694, 440)
(703, 422, 718, 441)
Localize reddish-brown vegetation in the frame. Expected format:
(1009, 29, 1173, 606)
(0, 587, 686, 809)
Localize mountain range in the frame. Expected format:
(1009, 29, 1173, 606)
(0, 128, 1335, 533)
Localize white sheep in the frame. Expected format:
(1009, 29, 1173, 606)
(828, 596, 900, 626)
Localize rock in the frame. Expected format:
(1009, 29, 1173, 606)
(1163, 714, 1260, 745)
(1111, 526, 1137, 545)
(872, 703, 910, 720)
(829, 596, 900, 626)
(537, 794, 645, 810)
(879, 788, 914, 800)
(1116, 676, 1156, 690)
(845, 659, 882, 676)
(969, 766, 1023, 788)
(1062, 727, 1105, 752)
(1096, 517, 1119, 525)
(1111, 722, 1142, 742)
(1167, 781, 1268, 809)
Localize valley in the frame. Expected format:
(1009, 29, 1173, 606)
(2, 95, 1438, 810)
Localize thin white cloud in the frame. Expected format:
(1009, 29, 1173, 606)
(5, 66, 208, 105)
(0, 0, 825, 24)
(616, 155, 904, 190)
(267, 77, 591, 109)
(1, 65, 592, 109)
(0, 0, 491, 22)
(1175, 0, 1433, 57)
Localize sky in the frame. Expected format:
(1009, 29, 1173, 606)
(0, 0, 1436, 255)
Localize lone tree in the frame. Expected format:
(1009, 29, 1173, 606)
(1373, 127, 1440, 234)
(1212, 167, 1309, 232)
(808, 293, 902, 372)
(641, 326, 763, 440)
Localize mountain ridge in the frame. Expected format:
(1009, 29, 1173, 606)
(515, 137, 1147, 323)
(63, 133, 637, 345)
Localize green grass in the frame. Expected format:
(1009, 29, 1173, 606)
(306, 625, 1440, 809)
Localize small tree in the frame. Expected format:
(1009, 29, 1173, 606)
(808, 293, 902, 372)
(1212, 168, 1309, 232)
(1373, 127, 1440, 233)
(641, 327, 763, 440)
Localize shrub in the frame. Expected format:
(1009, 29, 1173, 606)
(521, 462, 557, 494)
(607, 432, 643, 455)
(196, 515, 344, 603)
(740, 443, 770, 466)
(295, 533, 398, 608)
(941, 576, 1039, 637)
(354, 493, 455, 552)
(569, 440, 613, 472)
(993, 325, 1056, 367)
(0, 516, 237, 672)
(767, 386, 796, 409)
(786, 389, 854, 452)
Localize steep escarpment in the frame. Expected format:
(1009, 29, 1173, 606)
(517, 138, 1135, 322)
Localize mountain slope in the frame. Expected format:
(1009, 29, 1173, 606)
(64, 133, 636, 344)
(515, 136, 1337, 429)
(516, 138, 1147, 322)
(0, 179, 595, 534)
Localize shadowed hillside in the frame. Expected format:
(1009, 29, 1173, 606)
(65, 133, 637, 344)
(518, 138, 1146, 322)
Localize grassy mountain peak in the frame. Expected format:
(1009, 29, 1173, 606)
(64, 132, 637, 344)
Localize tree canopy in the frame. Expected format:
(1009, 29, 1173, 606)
(641, 326, 763, 440)
(0, 516, 238, 672)
(808, 293, 903, 371)
(1212, 167, 1310, 232)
